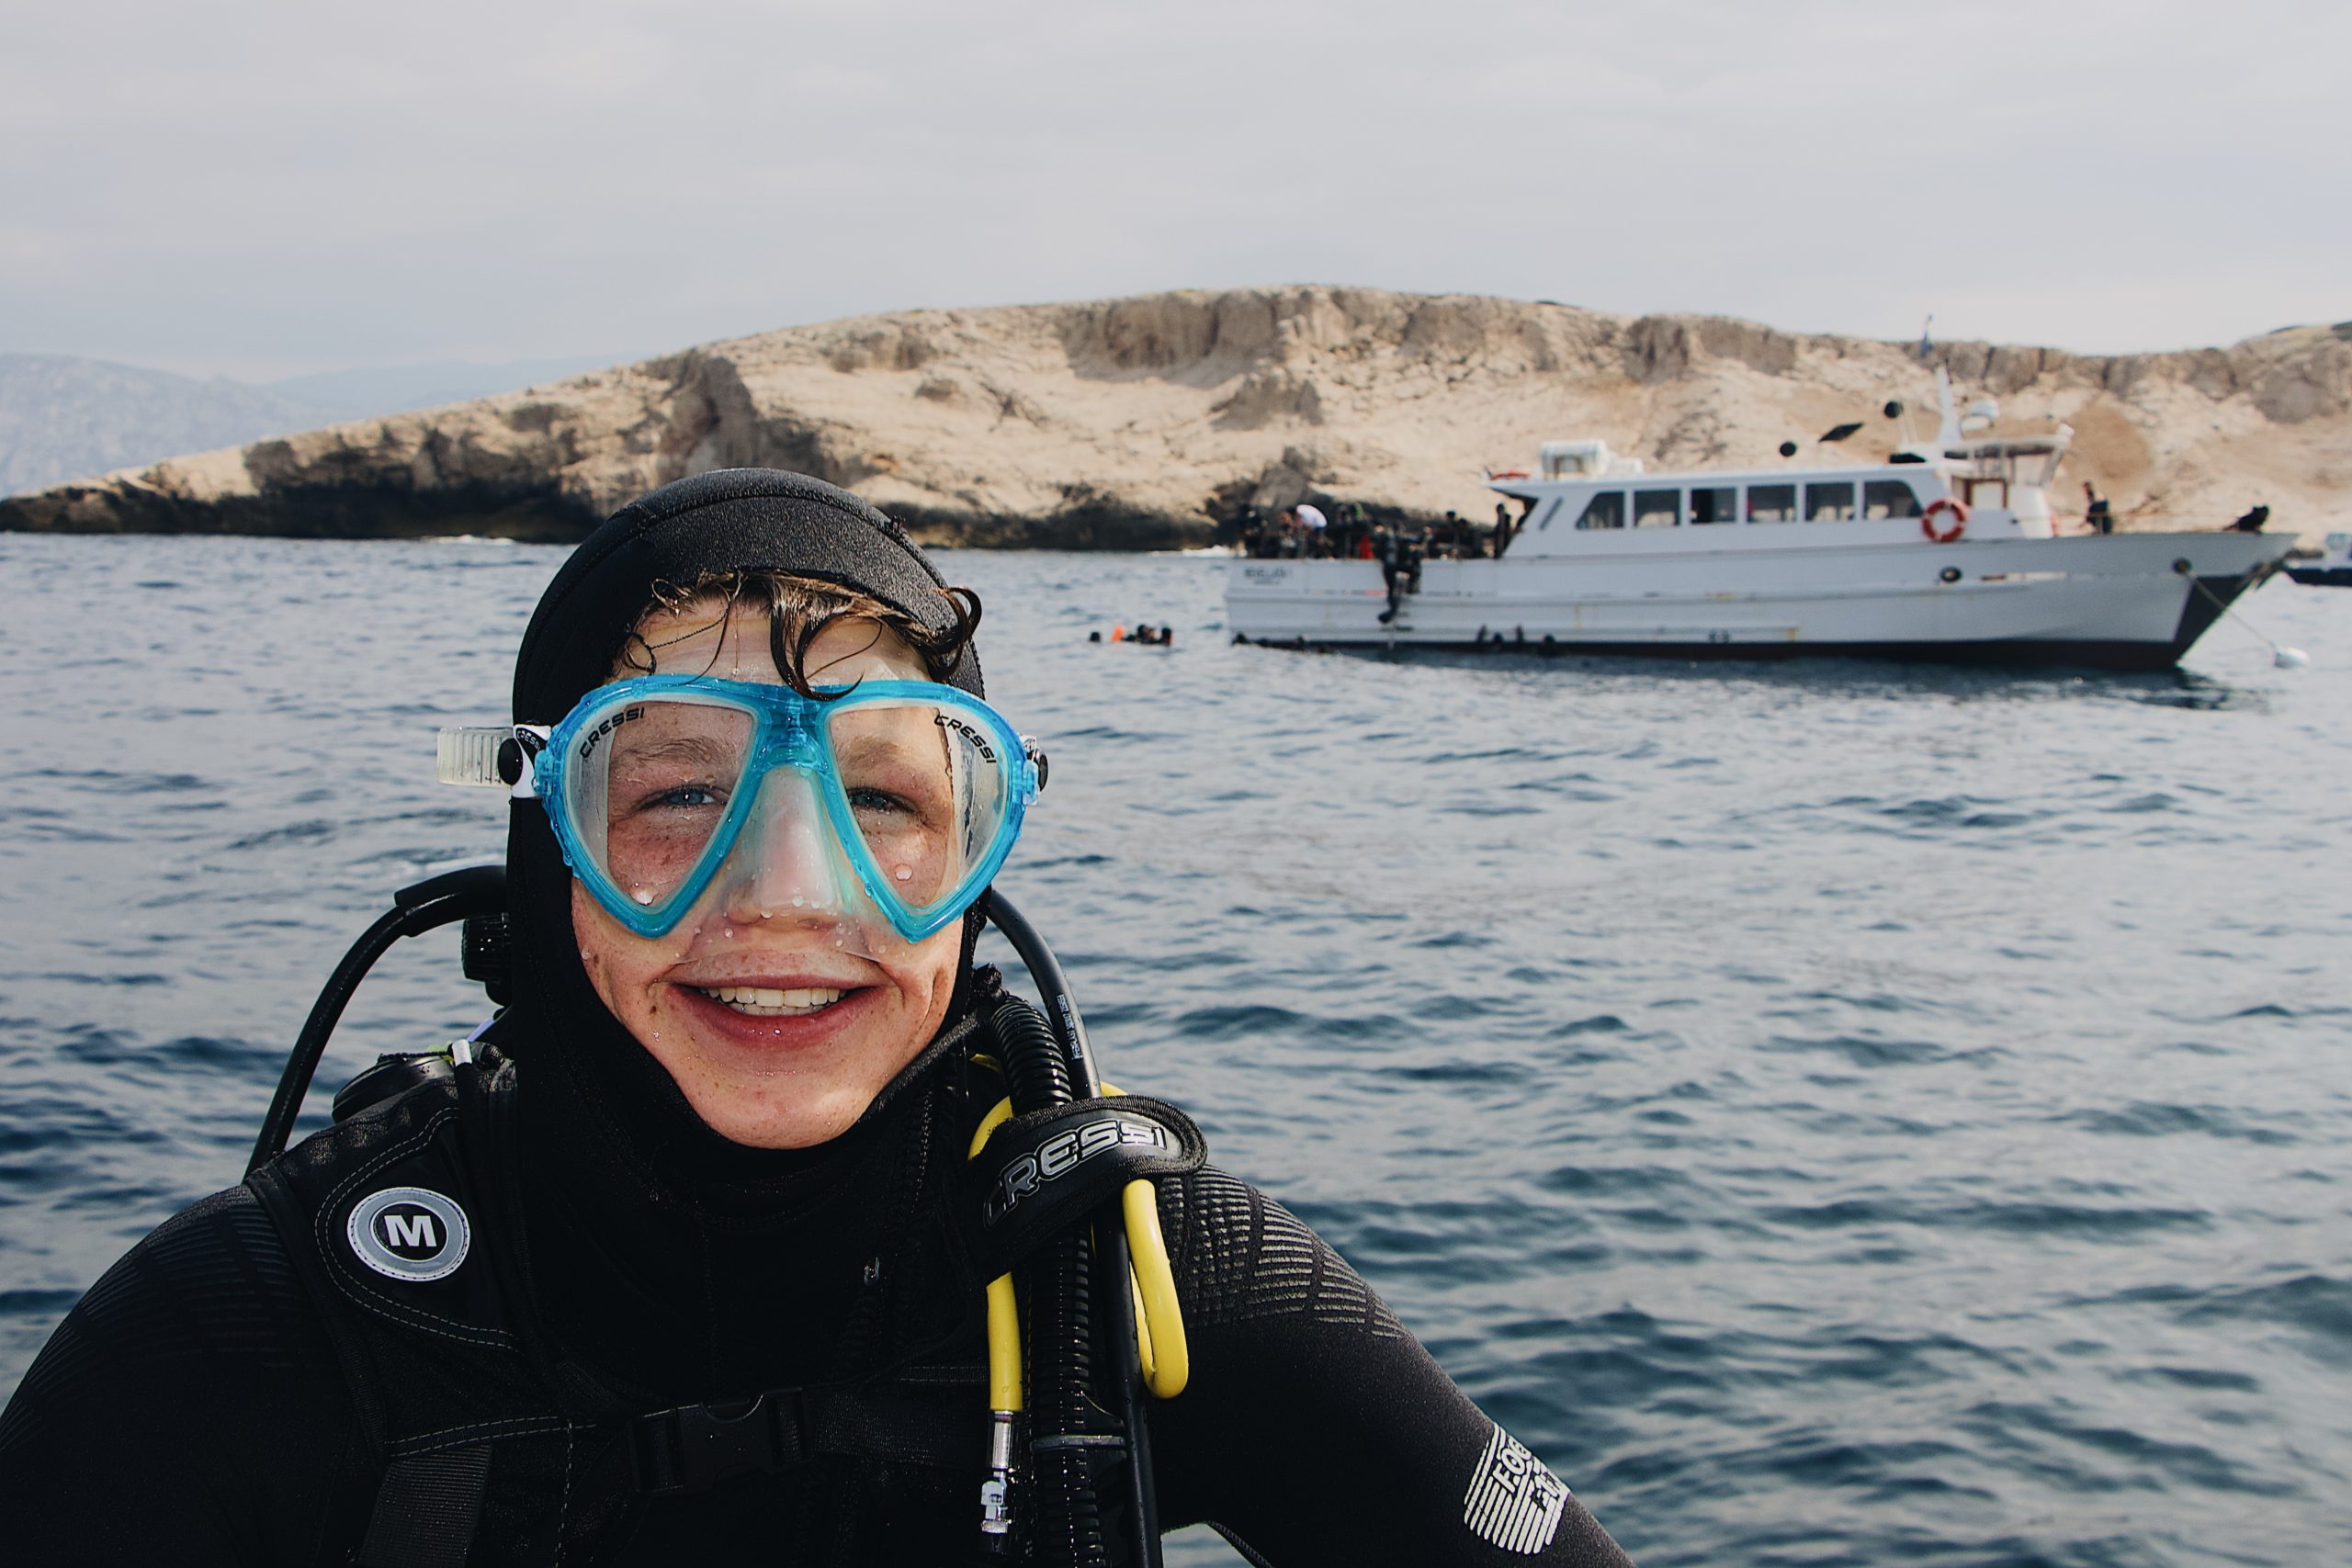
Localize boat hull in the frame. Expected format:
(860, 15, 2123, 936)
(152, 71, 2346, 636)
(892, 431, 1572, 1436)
(1226, 533, 2298, 671)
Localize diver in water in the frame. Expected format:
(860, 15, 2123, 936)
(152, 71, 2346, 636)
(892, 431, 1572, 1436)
(0, 469, 1635, 1566)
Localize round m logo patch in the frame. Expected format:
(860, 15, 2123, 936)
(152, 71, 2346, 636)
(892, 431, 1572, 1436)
(346, 1186, 470, 1282)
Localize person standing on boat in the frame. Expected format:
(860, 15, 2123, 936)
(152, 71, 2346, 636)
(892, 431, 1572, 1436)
(1294, 502, 1329, 558)
(1232, 503, 1269, 558)
(1375, 521, 1403, 615)
(2083, 482, 2113, 536)
(0, 469, 1637, 1568)
(1380, 526, 1427, 623)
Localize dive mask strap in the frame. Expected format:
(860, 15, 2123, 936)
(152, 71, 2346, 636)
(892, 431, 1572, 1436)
(435, 727, 549, 799)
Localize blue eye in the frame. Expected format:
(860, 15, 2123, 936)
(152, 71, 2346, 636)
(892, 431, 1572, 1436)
(640, 784, 724, 812)
(847, 786, 913, 816)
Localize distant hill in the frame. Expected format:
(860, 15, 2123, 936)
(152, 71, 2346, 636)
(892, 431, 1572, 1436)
(0, 354, 613, 495)
(259, 359, 618, 424)
(0, 355, 332, 495)
(4, 292, 2346, 544)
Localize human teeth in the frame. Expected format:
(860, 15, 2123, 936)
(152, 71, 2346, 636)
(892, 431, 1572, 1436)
(698, 985, 844, 1016)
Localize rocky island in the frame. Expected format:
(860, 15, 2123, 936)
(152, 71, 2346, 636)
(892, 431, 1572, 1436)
(6, 288, 2346, 547)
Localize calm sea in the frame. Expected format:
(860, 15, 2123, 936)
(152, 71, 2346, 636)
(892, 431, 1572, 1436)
(2, 533, 2347, 1565)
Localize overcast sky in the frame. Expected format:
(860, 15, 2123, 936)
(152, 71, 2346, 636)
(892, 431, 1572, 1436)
(5, 0, 2344, 378)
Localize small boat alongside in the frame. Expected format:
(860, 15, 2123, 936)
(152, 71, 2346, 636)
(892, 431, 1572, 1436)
(1227, 384, 2299, 671)
(2287, 531, 2352, 588)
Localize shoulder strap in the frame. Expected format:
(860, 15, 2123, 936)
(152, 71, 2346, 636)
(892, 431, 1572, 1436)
(354, 1446, 493, 1568)
(248, 1070, 563, 1566)
(247, 1156, 398, 1458)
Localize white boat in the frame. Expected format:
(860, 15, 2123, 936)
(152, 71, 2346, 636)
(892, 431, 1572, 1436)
(1227, 381, 2298, 671)
(2287, 531, 2352, 588)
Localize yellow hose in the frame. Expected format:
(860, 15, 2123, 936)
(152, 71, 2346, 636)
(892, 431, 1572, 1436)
(984, 1275, 1023, 1412)
(1101, 1082, 1190, 1398)
(968, 1097, 1022, 1414)
(1123, 1175, 1189, 1397)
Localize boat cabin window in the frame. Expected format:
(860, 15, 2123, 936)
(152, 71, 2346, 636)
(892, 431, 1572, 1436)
(1863, 479, 1924, 519)
(1962, 478, 2007, 510)
(1690, 485, 1737, 524)
(1634, 489, 1680, 528)
(1804, 481, 1857, 522)
(1747, 483, 1797, 523)
(1574, 491, 1626, 530)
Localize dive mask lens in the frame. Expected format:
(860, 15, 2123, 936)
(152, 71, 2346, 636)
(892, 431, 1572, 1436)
(563, 691, 759, 929)
(823, 693, 1020, 926)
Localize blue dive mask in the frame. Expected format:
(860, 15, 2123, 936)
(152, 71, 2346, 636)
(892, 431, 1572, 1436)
(441, 674, 1044, 944)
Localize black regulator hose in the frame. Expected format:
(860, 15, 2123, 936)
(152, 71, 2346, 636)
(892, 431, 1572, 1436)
(984, 993, 1109, 1566)
(979, 891, 1163, 1568)
(247, 863, 507, 1176)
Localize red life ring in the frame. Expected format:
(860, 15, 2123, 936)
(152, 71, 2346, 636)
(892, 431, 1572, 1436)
(1921, 497, 1969, 543)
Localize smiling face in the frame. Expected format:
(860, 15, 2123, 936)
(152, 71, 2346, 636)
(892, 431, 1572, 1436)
(570, 601, 965, 1149)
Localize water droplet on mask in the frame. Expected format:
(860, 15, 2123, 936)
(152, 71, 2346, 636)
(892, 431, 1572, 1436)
(893, 865, 913, 882)
(634, 890, 654, 905)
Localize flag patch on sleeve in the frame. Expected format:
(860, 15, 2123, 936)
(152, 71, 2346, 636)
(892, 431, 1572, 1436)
(1461, 1425, 1569, 1554)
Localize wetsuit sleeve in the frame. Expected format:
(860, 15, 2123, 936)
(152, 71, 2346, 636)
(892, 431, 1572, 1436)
(1148, 1168, 1636, 1567)
(0, 1185, 371, 1566)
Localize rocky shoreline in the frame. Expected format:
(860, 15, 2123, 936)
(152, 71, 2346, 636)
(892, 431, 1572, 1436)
(6, 288, 2346, 547)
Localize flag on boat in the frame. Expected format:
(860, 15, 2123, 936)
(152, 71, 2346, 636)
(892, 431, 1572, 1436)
(1916, 315, 1934, 363)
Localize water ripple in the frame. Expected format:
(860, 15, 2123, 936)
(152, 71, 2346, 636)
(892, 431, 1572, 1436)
(5, 540, 2349, 1568)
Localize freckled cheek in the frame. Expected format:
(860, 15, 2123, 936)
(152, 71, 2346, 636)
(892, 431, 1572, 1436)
(571, 884, 674, 1028)
(882, 933, 961, 1038)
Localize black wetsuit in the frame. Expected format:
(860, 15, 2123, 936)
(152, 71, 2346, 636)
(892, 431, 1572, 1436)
(0, 1061, 1634, 1565)
(3, 473, 1637, 1563)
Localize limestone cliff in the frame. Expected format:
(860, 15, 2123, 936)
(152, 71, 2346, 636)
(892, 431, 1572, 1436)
(6, 288, 2346, 546)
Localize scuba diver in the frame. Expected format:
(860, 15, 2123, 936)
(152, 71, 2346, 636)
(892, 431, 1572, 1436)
(0, 469, 1636, 1566)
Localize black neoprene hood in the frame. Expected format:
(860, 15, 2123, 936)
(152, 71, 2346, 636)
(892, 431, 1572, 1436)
(492, 467, 990, 1193)
(512, 468, 981, 724)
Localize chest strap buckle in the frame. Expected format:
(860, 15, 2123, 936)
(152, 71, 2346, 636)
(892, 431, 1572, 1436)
(629, 1388, 812, 1494)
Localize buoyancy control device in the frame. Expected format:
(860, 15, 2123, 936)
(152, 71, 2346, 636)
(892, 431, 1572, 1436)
(249, 864, 1199, 1568)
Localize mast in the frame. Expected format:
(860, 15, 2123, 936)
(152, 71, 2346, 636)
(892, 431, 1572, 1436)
(1933, 367, 1961, 449)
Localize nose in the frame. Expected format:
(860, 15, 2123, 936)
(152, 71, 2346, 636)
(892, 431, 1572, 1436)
(716, 767, 848, 922)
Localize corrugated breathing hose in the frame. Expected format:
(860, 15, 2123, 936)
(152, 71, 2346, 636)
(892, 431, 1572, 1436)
(977, 890, 1164, 1568)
